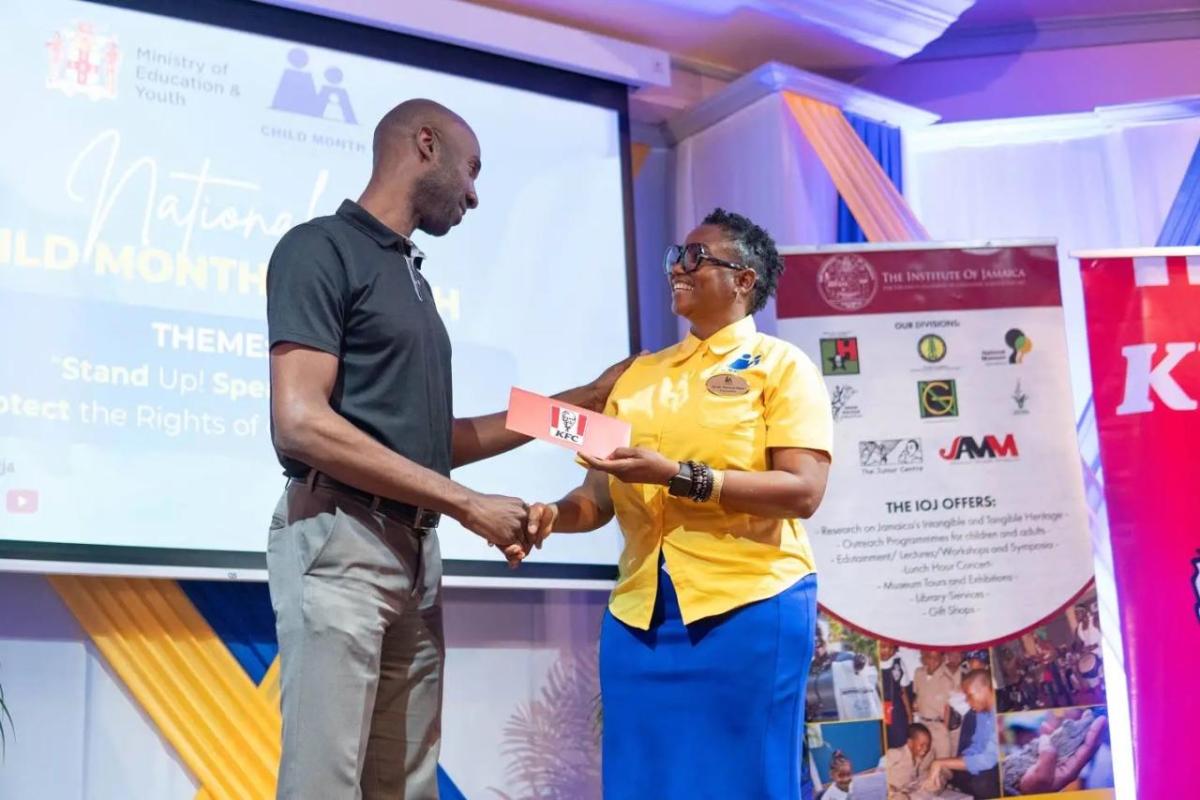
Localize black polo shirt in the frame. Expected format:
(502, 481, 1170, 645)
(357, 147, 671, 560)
(266, 199, 453, 478)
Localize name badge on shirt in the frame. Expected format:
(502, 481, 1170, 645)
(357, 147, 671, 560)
(706, 373, 750, 396)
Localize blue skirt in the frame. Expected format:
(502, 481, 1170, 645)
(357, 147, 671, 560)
(599, 564, 818, 799)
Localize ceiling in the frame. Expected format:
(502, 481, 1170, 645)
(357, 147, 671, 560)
(958, 0, 1194, 27)
(463, 0, 912, 74)
(456, 0, 1198, 124)
(462, 0, 1200, 76)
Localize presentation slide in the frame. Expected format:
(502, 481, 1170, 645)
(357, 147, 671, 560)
(0, 0, 630, 573)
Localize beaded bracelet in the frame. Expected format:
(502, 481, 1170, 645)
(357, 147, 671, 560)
(689, 461, 714, 503)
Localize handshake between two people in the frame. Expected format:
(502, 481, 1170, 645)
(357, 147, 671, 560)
(457, 491, 560, 569)
(459, 445, 681, 569)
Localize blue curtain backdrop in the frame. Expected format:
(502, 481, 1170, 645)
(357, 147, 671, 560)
(836, 112, 904, 244)
(1156, 137, 1200, 246)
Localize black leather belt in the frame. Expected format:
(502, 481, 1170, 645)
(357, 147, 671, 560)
(296, 472, 441, 530)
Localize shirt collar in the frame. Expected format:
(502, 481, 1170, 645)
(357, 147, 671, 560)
(337, 199, 426, 266)
(673, 315, 757, 363)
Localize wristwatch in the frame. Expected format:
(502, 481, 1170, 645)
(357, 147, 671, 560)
(667, 461, 693, 497)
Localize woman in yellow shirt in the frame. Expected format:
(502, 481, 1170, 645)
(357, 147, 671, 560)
(528, 209, 834, 798)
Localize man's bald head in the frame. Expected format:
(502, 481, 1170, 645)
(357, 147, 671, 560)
(363, 98, 481, 238)
(372, 98, 474, 169)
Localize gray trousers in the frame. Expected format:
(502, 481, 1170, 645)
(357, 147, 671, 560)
(267, 478, 444, 800)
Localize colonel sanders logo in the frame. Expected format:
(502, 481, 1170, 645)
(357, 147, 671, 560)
(550, 406, 587, 445)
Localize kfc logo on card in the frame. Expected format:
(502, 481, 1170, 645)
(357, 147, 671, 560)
(550, 406, 587, 445)
(6, 489, 39, 514)
(507, 387, 629, 457)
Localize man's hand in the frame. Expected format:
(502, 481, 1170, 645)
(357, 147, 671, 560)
(526, 502, 559, 550)
(580, 447, 678, 486)
(458, 492, 530, 568)
(580, 352, 644, 411)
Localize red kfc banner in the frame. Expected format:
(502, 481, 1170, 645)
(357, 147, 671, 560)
(1077, 249, 1200, 800)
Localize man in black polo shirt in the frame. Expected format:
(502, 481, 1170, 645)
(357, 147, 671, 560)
(266, 99, 631, 799)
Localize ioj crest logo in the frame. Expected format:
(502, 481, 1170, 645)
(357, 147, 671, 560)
(46, 21, 122, 101)
(550, 406, 587, 445)
(816, 254, 879, 312)
(270, 47, 357, 124)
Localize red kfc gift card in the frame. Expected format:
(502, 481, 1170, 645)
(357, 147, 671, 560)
(505, 387, 630, 458)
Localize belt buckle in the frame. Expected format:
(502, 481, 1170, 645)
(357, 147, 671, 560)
(414, 507, 440, 531)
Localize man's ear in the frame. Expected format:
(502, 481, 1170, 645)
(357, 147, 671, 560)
(415, 125, 436, 162)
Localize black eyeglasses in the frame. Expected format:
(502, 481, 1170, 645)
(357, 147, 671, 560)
(663, 243, 749, 275)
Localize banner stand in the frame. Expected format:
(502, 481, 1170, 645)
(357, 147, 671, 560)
(777, 240, 1114, 799)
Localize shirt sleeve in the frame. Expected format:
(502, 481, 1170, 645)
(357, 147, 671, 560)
(885, 747, 904, 778)
(764, 345, 834, 457)
(266, 223, 348, 355)
(962, 713, 999, 774)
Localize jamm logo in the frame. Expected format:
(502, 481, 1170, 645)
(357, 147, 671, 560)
(1116, 343, 1198, 415)
(939, 434, 1019, 461)
(549, 406, 587, 445)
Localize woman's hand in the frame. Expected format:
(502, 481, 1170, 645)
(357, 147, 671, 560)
(580, 447, 678, 486)
(526, 502, 559, 549)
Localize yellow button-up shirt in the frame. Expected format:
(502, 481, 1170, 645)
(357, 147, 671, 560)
(604, 315, 833, 629)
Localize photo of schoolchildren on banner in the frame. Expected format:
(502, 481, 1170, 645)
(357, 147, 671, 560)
(776, 243, 1114, 799)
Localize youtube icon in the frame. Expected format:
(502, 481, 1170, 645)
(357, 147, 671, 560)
(6, 489, 39, 514)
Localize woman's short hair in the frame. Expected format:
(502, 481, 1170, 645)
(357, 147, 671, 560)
(701, 208, 783, 315)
